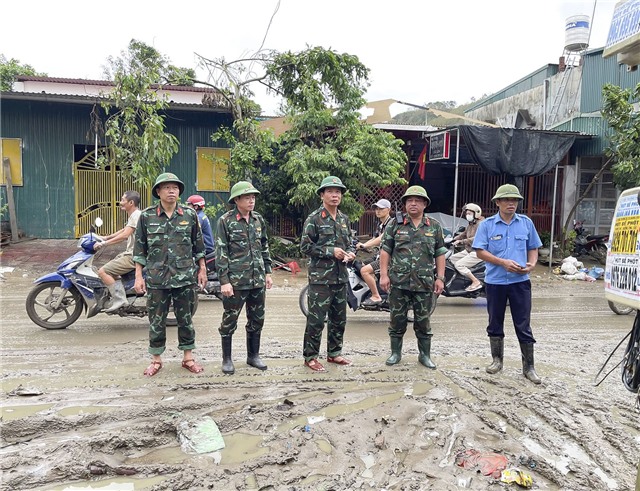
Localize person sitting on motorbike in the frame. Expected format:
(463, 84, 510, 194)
(356, 199, 393, 306)
(451, 203, 484, 292)
(186, 194, 215, 255)
(94, 190, 141, 312)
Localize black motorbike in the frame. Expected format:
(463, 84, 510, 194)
(573, 220, 609, 264)
(431, 238, 486, 314)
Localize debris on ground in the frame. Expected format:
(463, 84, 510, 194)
(501, 467, 534, 488)
(176, 416, 225, 454)
(455, 448, 509, 478)
(553, 256, 604, 282)
(8, 385, 43, 396)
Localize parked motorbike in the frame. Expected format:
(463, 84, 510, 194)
(298, 251, 415, 322)
(573, 220, 609, 264)
(430, 237, 486, 314)
(25, 220, 218, 330)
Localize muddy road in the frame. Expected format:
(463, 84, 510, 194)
(1, 257, 639, 491)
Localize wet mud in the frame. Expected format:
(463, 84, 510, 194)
(1, 257, 639, 490)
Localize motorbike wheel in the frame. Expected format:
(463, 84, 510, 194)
(299, 285, 309, 317)
(590, 243, 608, 265)
(26, 282, 84, 329)
(166, 292, 199, 327)
(608, 301, 634, 315)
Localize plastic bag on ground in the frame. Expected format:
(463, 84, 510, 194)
(588, 266, 604, 279)
(560, 262, 578, 275)
(500, 467, 533, 488)
(455, 449, 508, 478)
(177, 416, 225, 454)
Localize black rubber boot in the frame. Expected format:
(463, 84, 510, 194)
(246, 331, 267, 370)
(520, 342, 541, 384)
(221, 336, 235, 374)
(385, 337, 403, 366)
(417, 337, 436, 369)
(486, 337, 504, 374)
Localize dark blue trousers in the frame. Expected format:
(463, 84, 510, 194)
(485, 280, 536, 344)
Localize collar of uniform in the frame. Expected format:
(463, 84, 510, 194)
(234, 208, 253, 222)
(155, 204, 185, 217)
(320, 206, 338, 220)
(402, 214, 430, 226)
(495, 212, 520, 224)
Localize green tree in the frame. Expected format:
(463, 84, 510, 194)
(99, 40, 196, 185)
(205, 46, 407, 222)
(602, 82, 640, 189)
(0, 55, 47, 91)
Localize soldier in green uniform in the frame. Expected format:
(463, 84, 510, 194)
(300, 176, 356, 372)
(215, 181, 273, 375)
(133, 173, 207, 377)
(379, 185, 446, 368)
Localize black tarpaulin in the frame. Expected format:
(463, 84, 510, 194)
(458, 126, 576, 177)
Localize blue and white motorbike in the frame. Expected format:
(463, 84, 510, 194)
(25, 220, 204, 330)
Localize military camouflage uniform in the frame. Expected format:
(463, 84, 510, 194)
(215, 208, 272, 337)
(300, 206, 354, 361)
(133, 203, 205, 355)
(381, 214, 447, 340)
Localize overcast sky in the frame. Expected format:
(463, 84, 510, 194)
(1, 0, 619, 115)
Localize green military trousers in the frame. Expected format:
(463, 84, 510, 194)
(388, 287, 434, 340)
(303, 283, 347, 361)
(147, 285, 197, 355)
(218, 287, 266, 337)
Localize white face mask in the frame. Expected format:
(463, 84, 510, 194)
(466, 213, 475, 222)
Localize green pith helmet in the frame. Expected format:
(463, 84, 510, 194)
(316, 176, 347, 194)
(492, 184, 524, 201)
(152, 172, 185, 199)
(228, 181, 260, 203)
(401, 185, 431, 206)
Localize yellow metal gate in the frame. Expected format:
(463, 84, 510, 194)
(74, 153, 151, 237)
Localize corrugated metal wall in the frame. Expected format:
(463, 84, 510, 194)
(581, 48, 640, 114)
(0, 99, 232, 238)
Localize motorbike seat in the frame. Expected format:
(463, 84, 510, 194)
(587, 234, 609, 241)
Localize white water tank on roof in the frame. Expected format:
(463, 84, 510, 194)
(565, 14, 590, 51)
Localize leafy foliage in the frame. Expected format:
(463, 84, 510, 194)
(98, 40, 194, 186)
(208, 46, 407, 227)
(0, 55, 47, 91)
(601, 83, 640, 189)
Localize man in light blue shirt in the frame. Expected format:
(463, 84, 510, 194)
(472, 184, 543, 384)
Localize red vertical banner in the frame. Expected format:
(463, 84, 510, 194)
(417, 144, 427, 180)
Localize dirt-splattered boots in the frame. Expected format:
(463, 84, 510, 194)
(417, 337, 436, 369)
(221, 336, 235, 374)
(486, 337, 504, 374)
(246, 331, 267, 370)
(520, 342, 541, 384)
(385, 337, 403, 365)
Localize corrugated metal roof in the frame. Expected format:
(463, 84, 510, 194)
(0, 90, 232, 113)
(16, 75, 218, 93)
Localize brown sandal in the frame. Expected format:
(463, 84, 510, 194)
(182, 359, 204, 373)
(304, 359, 326, 372)
(143, 361, 162, 377)
(327, 355, 352, 366)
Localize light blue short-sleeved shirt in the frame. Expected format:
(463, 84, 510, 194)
(472, 212, 542, 285)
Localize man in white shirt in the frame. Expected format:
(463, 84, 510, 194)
(94, 191, 141, 312)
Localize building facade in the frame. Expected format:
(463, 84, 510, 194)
(1, 77, 233, 238)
